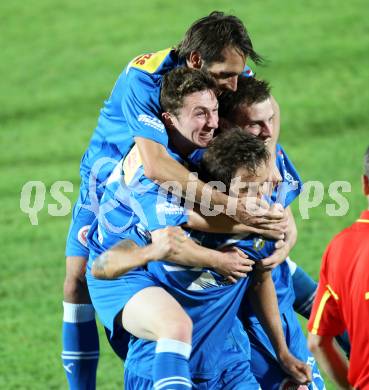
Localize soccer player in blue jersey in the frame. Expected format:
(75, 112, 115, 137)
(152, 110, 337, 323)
(88, 133, 311, 389)
(86, 69, 311, 389)
(62, 12, 283, 389)
(218, 74, 350, 357)
(218, 75, 317, 310)
(194, 130, 325, 390)
(62, 12, 286, 389)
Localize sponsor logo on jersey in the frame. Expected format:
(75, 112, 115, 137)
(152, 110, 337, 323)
(134, 53, 153, 66)
(187, 271, 230, 290)
(284, 170, 299, 187)
(129, 48, 171, 73)
(77, 225, 91, 247)
(138, 114, 165, 133)
(156, 203, 184, 215)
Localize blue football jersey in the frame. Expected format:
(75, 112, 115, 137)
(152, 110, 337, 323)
(86, 139, 256, 378)
(80, 49, 181, 199)
(188, 143, 303, 314)
(79, 47, 254, 200)
(86, 140, 191, 262)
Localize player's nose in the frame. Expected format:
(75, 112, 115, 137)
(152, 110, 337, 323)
(207, 111, 219, 129)
(263, 122, 273, 138)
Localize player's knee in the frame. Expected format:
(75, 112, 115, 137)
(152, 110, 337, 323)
(63, 275, 89, 303)
(159, 313, 193, 343)
(64, 256, 89, 302)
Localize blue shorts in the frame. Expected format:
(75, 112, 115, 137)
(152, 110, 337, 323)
(86, 266, 160, 338)
(246, 308, 325, 390)
(65, 185, 97, 258)
(124, 358, 261, 390)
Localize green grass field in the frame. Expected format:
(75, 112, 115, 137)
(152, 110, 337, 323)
(1, 0, 368, 388)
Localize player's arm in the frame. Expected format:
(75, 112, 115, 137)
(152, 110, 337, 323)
(185, 205, 287, 239)
(260, 206, 297, 269)
(152, 227, 254, 278)
(247, 267, 312, 385)
(135, 137, 286, 235)
(307, 334, 351, 389)
(92, 227, 254, 280)
(91, 239, 161, 279)
(307, 255, 351, 389)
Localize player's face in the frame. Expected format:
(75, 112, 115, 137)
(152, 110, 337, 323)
(231, 162, 270, 199)
(204, 46, 246, 92)
(233, 98, 274, 144)
(172, 89, 219, 148)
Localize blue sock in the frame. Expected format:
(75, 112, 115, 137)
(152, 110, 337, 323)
(152, 338, 192, 389)
(62, 302, 99, 390)
(287, 260, 318, 319)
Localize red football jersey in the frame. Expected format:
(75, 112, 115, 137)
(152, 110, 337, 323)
(308, 210, 369, 389)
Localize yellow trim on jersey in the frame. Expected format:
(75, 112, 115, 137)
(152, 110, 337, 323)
(326, 284, 339, 300)
(122, 144, 143, 185)
(357, 219, 369, 223)
(365, 292, 369, 300)
(311, 289, 331, 335)
(130, 48, 172, 74)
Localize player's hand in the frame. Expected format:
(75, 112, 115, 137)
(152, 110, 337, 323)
(150, 226, 188, 260)
(259, 239, 290, 270)
(214, 247, 255, 283)
(234, 199, 287, 240)
(278, 351, 312, 385)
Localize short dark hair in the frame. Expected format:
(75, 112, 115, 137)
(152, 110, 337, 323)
(218, 75, 271, 119)
(177, 11, 262, 65)
(160, 67, 217, 115)
(200, 128, 270, 189)
(364, 146, 369, 177)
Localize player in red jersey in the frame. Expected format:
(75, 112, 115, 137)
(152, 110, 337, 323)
(307, 146, 369, 390)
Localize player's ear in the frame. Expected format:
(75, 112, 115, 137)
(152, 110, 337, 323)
(162, 112, 174, 128)
(362, 174, 369, 196)
(188, 51, 203, 69)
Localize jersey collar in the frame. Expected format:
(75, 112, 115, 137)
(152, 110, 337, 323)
(357, 210, 369, 223)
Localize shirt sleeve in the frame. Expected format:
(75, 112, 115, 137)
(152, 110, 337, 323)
(121, 68, 169, 147)
(273, 144, 303, 207)
(307, 245, 346, 336)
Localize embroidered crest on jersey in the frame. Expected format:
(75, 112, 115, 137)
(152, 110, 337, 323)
(77, 225, 91, 247)
(130, 48, 171, 73)
(138, 114, 165, 133)
(253, 237, 265, 251)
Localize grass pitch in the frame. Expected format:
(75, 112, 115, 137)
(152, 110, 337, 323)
(1, 0, 368, 388)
